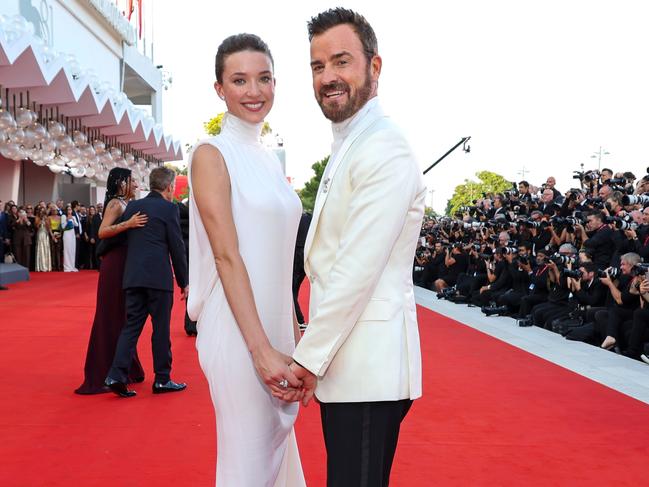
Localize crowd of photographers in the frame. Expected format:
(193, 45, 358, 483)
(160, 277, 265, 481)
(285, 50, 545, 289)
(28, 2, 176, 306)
(414, 168, 649, 365)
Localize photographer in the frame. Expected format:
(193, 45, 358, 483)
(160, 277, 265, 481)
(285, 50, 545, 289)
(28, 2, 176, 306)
(626, 278, 649, 361)
(483, 244, 532, 316)
(434, 243, 469, 293)
(529, 244, 577, 329)
(540, 189, 560, 216)
(576, 210, 614, 269)
(452, 242, 489, 302)
(526, 213, 552, 256)
(517, 180, 532, 203)
(517, 249, 551, 320)
(596, 253, 643, 350)
(416, 241, 445, 290)
(471, 247, 512, 307)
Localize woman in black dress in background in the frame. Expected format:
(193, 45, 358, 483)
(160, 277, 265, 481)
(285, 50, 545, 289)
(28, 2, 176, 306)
(75, 168, 148, 394)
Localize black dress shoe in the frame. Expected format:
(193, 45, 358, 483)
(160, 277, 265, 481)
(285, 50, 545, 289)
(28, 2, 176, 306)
(152, 380, 187, 394)
(104, 378, 136, 398)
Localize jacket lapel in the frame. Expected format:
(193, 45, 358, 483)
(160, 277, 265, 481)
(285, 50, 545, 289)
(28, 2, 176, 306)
(304, 103, 386, 261)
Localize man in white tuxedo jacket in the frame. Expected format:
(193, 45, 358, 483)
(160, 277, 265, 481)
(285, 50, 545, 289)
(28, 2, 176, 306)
(288, 8, 426, 486)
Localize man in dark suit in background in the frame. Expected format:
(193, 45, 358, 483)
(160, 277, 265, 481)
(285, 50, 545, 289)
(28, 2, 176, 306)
(293, 212, 312, 330)
(106, 167, 189, 397)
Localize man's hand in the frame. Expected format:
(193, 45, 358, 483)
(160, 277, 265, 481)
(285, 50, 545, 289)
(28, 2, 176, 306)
(282, 362, 317, 407)
(180, 286, 189, 301)
(599, 268, 613, 287)
(252, 345, 302, 396)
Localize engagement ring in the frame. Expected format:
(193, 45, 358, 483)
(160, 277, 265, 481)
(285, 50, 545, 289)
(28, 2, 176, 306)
(278, 379, 289, 388)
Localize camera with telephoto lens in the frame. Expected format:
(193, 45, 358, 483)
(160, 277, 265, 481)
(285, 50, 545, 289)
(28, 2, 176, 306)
(562, 268, 583, 279)
(631, 263, 649, 277)
(499, 247, 518, 255)
(622, 194, 649, 207)
(523, 220, 547, 229)
(596, 267, 621, 279)
(584, 197, 604, 209)
(480, 252, 495, 262)
(605, 215, 638, 231)
(550, 253, 576, 266)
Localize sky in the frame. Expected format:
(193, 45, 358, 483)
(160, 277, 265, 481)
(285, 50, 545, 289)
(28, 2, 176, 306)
(151, 0, 649, 213)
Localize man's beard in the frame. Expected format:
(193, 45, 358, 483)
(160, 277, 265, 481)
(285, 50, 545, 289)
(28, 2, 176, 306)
(317, 70, 373, 123)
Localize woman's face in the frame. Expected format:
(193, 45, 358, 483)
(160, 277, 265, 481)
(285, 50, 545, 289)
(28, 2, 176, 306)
(128, 177, 139, 198)
(89, 206, 96, 216)
(10, 205, 18, 215)
(65, 207, 73, 217)
(215, 50, 275, 124)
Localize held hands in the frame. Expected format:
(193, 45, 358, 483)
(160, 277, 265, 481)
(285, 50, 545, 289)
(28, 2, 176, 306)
(127, 211, 148, 229)
(252, 344, 302, 399)
(180, 286, 189, 301)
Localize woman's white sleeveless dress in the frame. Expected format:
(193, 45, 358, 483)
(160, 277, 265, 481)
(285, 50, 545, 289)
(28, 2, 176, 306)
(187, 113, 306, 487)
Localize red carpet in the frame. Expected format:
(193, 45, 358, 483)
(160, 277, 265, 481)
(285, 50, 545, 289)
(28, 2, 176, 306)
(1, 272, 649, 486)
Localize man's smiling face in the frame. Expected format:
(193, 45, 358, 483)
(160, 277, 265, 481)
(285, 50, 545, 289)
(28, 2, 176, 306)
(310, 24, 379, 123)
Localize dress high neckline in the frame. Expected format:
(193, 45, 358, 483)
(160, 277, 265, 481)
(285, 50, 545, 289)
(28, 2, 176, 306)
(221, 112, 263, 145)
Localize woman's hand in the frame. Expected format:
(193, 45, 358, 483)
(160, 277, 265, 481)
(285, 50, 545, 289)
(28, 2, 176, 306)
(252, 344, 302, 395)
(127, 211, 148, 229)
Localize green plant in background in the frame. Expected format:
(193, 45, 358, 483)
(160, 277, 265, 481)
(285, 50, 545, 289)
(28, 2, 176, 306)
(445, 170, 513, 216)
(297, 155, 329, 213)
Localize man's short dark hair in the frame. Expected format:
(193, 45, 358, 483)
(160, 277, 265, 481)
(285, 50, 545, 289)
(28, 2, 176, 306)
(601, 168, 613, 175)
(307, 8, 378, 65)
(215, 33, 274, 84)
(519, 180, 529, 188)
(581, 262, 598, 274)
(588, 210, 605, 222)
(71, 200, 79, 209)
(149, 167, 176, 192)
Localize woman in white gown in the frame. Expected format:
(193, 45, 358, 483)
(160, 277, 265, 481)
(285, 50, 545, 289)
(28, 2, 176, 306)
(188, 34, 306, 487)
(61, 206, 78, 272)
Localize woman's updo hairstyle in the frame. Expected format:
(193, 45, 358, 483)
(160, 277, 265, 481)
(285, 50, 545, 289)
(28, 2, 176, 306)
(215, 34, 274, 84)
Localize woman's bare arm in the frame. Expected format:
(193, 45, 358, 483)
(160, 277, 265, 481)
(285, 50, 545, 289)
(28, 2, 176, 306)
(191, 144, 300, 392)
(98, 199, 147, 239)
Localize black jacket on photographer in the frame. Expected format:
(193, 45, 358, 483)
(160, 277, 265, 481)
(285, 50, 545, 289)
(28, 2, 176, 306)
(528, 264, 550, 296)
(490, 259, 513, 293)
(583, 225, 615, 269)
(610, 229, 636, 268)
(531, 228, 552, 256)
(548, 273, 571, 303)
(509, 262, 531, 293)
(606, 274, 637, 310)
(629, 226, 649, 262)
(572, 278, 607, 309)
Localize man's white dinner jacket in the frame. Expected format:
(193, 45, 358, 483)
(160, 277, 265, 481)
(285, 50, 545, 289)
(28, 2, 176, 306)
(293, 99, 426, 403)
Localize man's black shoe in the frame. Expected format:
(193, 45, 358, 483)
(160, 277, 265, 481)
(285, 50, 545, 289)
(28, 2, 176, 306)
(105, 377, 136, 398)
(152, 380, 187, 394)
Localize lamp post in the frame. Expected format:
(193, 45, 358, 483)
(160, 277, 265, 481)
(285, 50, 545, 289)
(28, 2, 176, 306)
(590, 146, 610, 171)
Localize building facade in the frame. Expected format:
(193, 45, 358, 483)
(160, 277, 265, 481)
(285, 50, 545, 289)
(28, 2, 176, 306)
(0, 0, 181, 206)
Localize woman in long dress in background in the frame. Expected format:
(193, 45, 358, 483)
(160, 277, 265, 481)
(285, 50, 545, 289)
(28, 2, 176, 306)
(34, 207, 52, 272)
(61, 206, 78, 272)
(188, 34, 306, 486)
(75, 168, 147, 394)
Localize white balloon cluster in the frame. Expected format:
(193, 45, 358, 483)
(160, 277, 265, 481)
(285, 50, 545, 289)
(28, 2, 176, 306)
(0, 14, 165, 188)
(0, 105, 152, 185)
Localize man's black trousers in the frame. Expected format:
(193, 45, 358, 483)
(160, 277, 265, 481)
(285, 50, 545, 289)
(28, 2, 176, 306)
(320, 399, 412, 487)
(109, 287, 173, 384)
